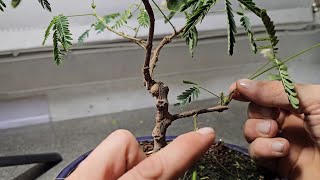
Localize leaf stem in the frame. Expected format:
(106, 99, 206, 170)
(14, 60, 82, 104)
(250, 42, 320, 79)
(248, 60, 271, 79)
(67, 14, 95, 18)
(199, 87, 220, 98)
(151, 0, 176, 32)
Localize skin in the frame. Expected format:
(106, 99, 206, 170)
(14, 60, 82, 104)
(230, 79, 320, 179)
(66, 79, 320, 179)
(66, 127, 215, 180)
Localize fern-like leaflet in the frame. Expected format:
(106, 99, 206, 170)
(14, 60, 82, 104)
(225, 0, 236, 55)
(43, 15, 72, 65)
(176, 81, 201, 107)
(180, 0, 199, 12)
(273, 59, 299, 109)
(237, 0, 261, 16)
(183, 25, 198, 58)
(137, 9, 150, 28)
(78, 29, 91, 45)
(238, 9, 257, 53)
(182, 0, 216, 37)
(38, 0, 51, 12)
(112, 10, 132, 30)
(0, 0, 6, 12)
(260, 10, 279, 56)
(94, 13, 120, 33)
(11, 0, 22, 8)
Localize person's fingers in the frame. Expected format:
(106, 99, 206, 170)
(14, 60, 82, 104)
(243, 119, 279, 142)
(229, 82, 249, 102)
(234, 79, 292, 110)
(234, 79, 320, 113)
(304, 114, 320, 145)
(119, 127, 215, 180)
(67, 129, 146, 180)
(248, 137, 290, 161)
(247, 102, 280, 120)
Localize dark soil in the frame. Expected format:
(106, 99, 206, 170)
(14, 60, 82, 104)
(139, 141, 279, 180)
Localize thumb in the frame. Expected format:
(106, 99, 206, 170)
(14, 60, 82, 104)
(232, 79, 319, 112)
(119, 127, 215, 180)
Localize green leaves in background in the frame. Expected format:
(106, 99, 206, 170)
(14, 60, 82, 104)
(260, 9, 278, 55)
(112, 10, 132, 30)
(225, 0, 236, 56)
(176, 81, 201, 107)
(42, 15, 72, 65)
(238, 0, 261, 16)
(183, 25, 198, 58)
(137, 9, 150, 28)
(38, 0, 51, 12)
(78, 29, 90, 45)
(0, 0, 6, 11)
(276, 61, 299, 109)
(94, 13, 120, 33)
(238, 8, 257, 54)
(11, 0, 21, 8)
(183, 0, 216, 37)
(166, 0, 187, 11)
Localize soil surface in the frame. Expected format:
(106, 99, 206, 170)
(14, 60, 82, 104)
(140, 141, 279, 180)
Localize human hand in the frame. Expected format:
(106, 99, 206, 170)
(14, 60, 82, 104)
(66, 128, 215, 180)
(230, 79, 320, 179)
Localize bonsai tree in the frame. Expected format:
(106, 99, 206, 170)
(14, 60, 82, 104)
(1, 0, 320, 177)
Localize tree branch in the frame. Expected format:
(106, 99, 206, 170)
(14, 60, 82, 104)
(95, 15, 147, 49)
(150, 28, 184, 77)
(141, 0, 156, 89)
(172, 105, 229, 121)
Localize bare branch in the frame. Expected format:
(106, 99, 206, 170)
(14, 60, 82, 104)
(172, 105, 229, 121)
(150, 28, 184, 77)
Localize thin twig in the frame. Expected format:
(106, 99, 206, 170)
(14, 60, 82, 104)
(151, 0, 176, 32)
(172, 105, 228, 121)
(150, 28, 184, 77)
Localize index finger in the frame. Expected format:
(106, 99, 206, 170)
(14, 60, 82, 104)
(119, 127, 215, 180)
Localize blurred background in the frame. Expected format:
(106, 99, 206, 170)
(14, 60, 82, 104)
(0, 0, 319, 179)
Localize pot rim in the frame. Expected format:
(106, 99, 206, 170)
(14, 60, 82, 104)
(56, 136, 248, 179)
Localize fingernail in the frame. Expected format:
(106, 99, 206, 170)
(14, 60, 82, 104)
(197, 127, 215, 135)
(238, 79, 255, 89)
(257, 121, 271, 135)
(272, 141, 284, 152)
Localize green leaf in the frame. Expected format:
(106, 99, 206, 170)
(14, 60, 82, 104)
(54, 15, 73, 50)
(0, 0, 7, 12)
(180, 0, 198, 12)
(42, 17, 56, 46)
(94, 13, 120, 33)
(137, 9, 150, 28)
(183, 80, 198, 85)
(225, 0, 237, 55)
(112, 10, 132, 30)
(78, 29, 90, 45)
(267, 73, 281, 81)
(239, 7, 257, 54)
(184, 26, 198, 57)
(52, 31, 64, 65)
(183, 0, 216, 37)
(166, 0, 187, 11)
(38, 0, 51, 12)
(11, 0, 22, 8)
(273, 60, 299, 109)
(260, 9, 278, 56)
(238, 0, 261, 16)
(177, 86, 201, 107)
